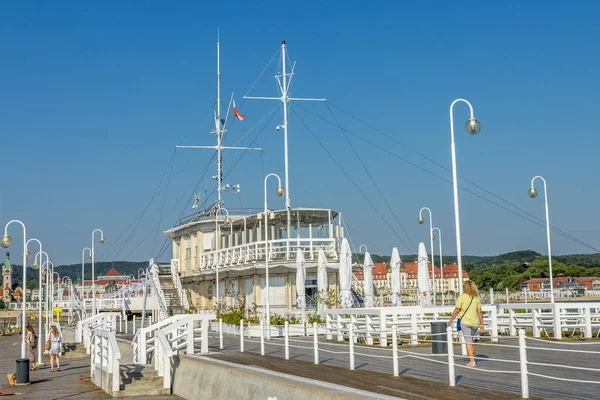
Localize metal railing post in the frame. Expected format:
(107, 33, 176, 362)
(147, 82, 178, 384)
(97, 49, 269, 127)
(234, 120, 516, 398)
(349, 320, 355, 370)
(447, 326, 455, 387)
(187, 321, 194, 354)
(133, 315, 136, 335)
(284, 321, 290, 360)
(240, 319, 244, 353)
(219, 318, 223, 350)
(392, 325, 398, 377)
(313, 322, 318, 365)
(201, 319, 209, 354)
(518, 329, 529, 398)
(260, 320, 265, 356)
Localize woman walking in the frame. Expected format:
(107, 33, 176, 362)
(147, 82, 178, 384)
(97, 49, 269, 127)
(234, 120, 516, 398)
(447, 281, 484, 367)
(47, 325, 62, 372)
(25, 325, 38, 371)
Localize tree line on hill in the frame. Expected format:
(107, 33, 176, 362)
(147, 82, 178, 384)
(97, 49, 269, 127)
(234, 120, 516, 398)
(5, 250, 600, 292)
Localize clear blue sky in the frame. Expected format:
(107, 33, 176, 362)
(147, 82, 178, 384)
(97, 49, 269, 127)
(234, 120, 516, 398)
(1, 1, 599, 265)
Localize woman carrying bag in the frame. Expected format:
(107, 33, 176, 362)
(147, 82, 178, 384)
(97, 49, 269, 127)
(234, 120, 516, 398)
(25, 325, 38, 371)
(47, 325, 62, 372)
(447, 281, 484, 367)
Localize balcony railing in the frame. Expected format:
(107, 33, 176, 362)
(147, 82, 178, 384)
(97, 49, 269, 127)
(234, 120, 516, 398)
(181, 238, 338, 276)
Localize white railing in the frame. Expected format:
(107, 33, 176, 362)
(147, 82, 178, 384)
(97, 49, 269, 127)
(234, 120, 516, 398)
(90, 328, 121, 394)
(496, 302, 600, 339)
(149, 261, 169, 320)
(77, 312, 120, 352)
(188, 238, 337, 275)
(171, 259, 189, 310)
(133, 314, 189, 364)
(214, 317, 600, 399)
(154, 330, 174, 389)
(325, 305, 499, 347)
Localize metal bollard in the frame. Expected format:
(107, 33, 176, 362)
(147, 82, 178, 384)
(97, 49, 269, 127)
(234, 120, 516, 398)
(219, 318, 223, 350)
(313, 322, 319, 365)
(260, 320, 265, 356)
(392, 325, 398, 376)
(518, 329, 529, 398)
(240, 319, 244, 353)
(284, 321, 289, 360)
(447, 326, 455, 387)
(349, 321, 355, 370)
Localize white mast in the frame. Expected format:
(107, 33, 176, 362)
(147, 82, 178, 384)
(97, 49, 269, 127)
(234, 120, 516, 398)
(177, 30, 260, 211)
(245, 40, 325, 257)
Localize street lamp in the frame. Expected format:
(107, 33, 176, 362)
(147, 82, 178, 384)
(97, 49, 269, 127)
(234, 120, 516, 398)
(91, 229, 105, 316)
(81, 247, 91, 307)
(263, 173, 285, 337)
(529, 176, 555, 304)
(51, 272, 60, 322)
(214, 208, 230, 309)
(42, 259, 53, 335)
(432, 227, 444, 306)
(27, 239, 45, 365)
(449, 98, 481, 294)
(1, 220, 29, 370)
(418, 207, 436, 305)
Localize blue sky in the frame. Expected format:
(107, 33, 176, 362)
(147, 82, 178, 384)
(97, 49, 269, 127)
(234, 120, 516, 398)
(1, 1, 599, 265)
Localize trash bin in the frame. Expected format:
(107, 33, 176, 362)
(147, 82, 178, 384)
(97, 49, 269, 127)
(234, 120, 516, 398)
(430, 322, 448, 354)
(16, 358, 29, 384)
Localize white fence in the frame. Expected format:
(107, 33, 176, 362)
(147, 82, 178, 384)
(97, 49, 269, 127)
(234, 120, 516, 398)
(90, 328, 121, 394)
(76, 312, 120, 352)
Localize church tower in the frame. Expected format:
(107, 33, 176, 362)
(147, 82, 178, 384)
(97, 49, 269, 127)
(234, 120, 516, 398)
(2, 252, 12, 302)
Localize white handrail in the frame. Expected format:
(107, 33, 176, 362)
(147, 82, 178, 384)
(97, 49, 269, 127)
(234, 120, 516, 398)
(91, 328, 121, 394)
(171, 259, 190, 310)
(149, 261, 169, 320)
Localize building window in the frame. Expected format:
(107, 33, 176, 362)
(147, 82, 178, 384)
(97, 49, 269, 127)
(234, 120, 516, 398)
(185, 248, 191, 260)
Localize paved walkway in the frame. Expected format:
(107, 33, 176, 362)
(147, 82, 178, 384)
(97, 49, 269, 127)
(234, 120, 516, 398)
(0, 334, 174, 400)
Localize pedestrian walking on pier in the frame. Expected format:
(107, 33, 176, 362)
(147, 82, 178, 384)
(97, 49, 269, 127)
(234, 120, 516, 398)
(47, 325, 62, 372)
(447, 281, 484, 367)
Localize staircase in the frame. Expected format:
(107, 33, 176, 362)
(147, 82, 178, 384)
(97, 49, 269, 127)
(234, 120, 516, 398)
(114, 364, 170, 397)
(159, 274, 184, 316)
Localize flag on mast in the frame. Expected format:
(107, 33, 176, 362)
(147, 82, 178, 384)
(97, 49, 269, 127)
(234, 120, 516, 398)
(233, 99, 246, 120)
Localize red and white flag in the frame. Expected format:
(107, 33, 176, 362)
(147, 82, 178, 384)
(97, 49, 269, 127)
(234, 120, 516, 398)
(233, 99, 245, 121)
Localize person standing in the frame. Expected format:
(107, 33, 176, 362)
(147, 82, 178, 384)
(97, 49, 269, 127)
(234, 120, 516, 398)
(47, 325, 62, 372)
(447, 281, 484, 367)
(25, 325, 38, 371)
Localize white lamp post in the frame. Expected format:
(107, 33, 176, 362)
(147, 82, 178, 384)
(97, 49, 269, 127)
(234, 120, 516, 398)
(432, 227, 444, 306)
(214, 208, 230, 309)
(28, 240, 45, 365)
(418, 207, 436, 305)
(82, 247, 91, 302)
(528, 176, 555, 304)
(449, 99, 481, 294)
(42, 260, 53, 333)
(1, 220, 29, 363)
(263, 173, 285, 337)
(51, 272, 60, 322)
(91, 229, 105, 316)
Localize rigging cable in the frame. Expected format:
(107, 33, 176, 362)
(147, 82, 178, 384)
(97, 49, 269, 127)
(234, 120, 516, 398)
(325, 102, 416, 253)
(326, 102, 598, 253)
(291, 107, 414, 254)
(299, 104, 600, 253)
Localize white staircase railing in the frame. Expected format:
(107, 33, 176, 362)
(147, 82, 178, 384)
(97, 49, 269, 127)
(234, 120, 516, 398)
(91, 328, 121, 395)
(171, 259, 190, 310)
(149, 260, 169, 320)
(76, 312, 120, 352)
(133, 314, 188, 364)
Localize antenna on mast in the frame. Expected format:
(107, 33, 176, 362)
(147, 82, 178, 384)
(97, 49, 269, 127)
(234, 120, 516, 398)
(176, 29, 261, 213)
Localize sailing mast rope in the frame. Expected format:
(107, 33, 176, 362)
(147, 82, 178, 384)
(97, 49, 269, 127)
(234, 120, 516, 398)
(297, 103, 600, 254)
(291, 107, 414, 254)
(325, 102, 417, 253)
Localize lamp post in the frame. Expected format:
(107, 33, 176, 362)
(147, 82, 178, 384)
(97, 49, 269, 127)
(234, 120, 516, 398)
(82, 247, 91, 302)
(432, 227, 444, 306)
(528, 176, 555, 304)
(418, 207, 436, 305)
(263, 173, 285, 337)
(51, 272, 60, 322)
(449, 99, 481, 294)
(28, 241, 45, 365)
(214, 208, 230, 309)
(0, 220, 29, 365)
(91, 229, 105, 316)
(43, 260, 53, 333)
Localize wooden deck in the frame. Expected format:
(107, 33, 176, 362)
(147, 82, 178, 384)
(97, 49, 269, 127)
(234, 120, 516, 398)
(208, 333, 599, 400)
(0, 335, 174, 400)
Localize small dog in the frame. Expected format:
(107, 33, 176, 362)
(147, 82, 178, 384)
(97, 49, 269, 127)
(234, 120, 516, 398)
(7, 372, 17, 385)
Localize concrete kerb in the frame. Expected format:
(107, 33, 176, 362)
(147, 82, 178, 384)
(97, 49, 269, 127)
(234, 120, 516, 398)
(177, 354, 403, 400)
